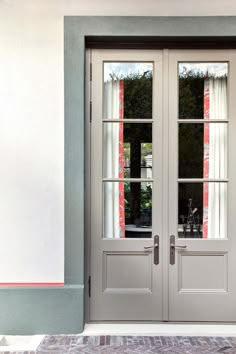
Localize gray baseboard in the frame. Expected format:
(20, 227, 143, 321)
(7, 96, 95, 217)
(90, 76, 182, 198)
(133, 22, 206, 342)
(0, 285, 84, 334)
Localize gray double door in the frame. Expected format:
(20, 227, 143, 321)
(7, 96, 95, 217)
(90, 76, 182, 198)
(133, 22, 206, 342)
(89, 49, 236, 321)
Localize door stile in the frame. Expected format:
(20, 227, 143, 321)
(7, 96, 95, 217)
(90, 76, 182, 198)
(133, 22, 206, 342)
(152, 49, 164, 320)
(162, 48, 170, 321)
(227, 50, 236, 318)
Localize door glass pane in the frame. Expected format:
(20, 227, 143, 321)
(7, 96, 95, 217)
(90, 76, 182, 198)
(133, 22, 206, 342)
(179, 123, 228, 178)
(179, 63, 228, 119)
(178, 182, 227, 239)
(103, 181, 152, 238)
(103, 123, 152, 178)
(103, 62, 153, 119)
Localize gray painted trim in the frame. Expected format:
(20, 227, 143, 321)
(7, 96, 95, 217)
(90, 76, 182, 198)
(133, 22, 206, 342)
(0, 286, 84, 334)
(65, 16, 236, 37)
(0, 285, 84, 290)
(64, 14, 236, 321)
(64, 25, 85, 286)
(64, 15, 236, 283)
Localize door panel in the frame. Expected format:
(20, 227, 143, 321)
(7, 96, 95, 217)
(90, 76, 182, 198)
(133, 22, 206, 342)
(90, 50, 163, 320)
(168, 50, 236, 321)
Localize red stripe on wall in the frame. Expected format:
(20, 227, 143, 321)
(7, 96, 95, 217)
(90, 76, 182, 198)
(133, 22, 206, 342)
(0, 283, 64, 286)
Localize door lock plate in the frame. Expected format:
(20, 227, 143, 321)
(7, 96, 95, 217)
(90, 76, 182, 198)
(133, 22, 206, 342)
(170, 235, 175, 265)
(154, 235, 159, 265)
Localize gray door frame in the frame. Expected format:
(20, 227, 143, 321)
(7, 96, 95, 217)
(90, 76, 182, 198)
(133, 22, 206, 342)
(64, 16, 236, 327)
(85, 47, 236, 322)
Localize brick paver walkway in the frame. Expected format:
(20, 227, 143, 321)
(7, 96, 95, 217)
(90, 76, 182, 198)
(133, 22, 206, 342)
(7, 335, 234, 354)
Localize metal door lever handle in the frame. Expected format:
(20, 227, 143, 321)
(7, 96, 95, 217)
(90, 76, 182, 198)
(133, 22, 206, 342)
(170, 235, 186, 265)
(144, 235, 159, 265)
(144, 244, 158, 249)
(170, 244, 187, 249)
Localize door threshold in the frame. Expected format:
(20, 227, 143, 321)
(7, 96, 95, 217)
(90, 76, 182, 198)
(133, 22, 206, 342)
(83, 323, 236, 337)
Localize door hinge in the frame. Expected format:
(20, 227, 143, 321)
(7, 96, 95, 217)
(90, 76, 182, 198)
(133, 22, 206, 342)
(90, 62, 92, 81)
(90, 101, 92, 122)
(88, 276, 91, 297)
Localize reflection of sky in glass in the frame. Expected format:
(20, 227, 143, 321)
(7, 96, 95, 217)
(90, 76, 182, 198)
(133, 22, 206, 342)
(104, 62, 153, 82)
(179, 63, 228, 78)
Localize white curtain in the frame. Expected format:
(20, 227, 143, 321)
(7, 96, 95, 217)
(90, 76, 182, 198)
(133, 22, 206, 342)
(103, 80, 122, 238)
(207, 77, 227, 239)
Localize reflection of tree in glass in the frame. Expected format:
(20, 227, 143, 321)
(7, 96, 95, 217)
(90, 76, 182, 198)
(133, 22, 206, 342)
(123, 71, 152, 119)
(179, 124, 203, 178)
(179, 69, 204, 119)
(123, 143, 130, 162)
(124, 182, 152, 226)
(140, 185, 152, 209)
(141, 143, 152, 165)
(124, 142, 152, 168)
(124, 182, 130, 219)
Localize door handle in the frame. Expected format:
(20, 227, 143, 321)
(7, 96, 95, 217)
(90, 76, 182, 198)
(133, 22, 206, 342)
(144, 235, 159, 265)
(144, 244, 158, 249)
(170, 244, 187, 249)
(170, 235, 187, 265)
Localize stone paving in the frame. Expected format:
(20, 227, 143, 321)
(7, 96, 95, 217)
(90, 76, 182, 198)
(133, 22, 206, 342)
(3, 335, 236, 354)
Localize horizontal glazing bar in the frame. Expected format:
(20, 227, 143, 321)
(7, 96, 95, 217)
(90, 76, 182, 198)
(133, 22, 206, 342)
(103, 178, 154, 183)
(102, 119, 154, 123)
(177, 119, 229, 123)
(178, 178, 229, 183)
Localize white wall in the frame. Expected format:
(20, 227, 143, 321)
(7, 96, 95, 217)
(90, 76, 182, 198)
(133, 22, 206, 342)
(0, 3, 65, 283)
(0, 0, 236, 283)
